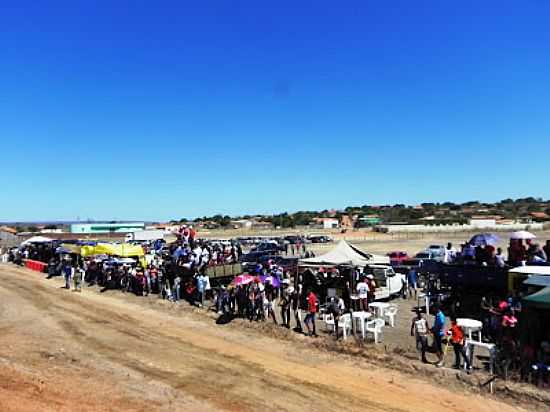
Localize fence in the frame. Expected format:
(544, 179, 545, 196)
(205, 263, 243, 279)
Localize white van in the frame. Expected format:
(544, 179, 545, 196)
(364, 265, 406, 300)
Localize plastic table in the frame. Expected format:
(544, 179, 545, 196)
(368, 302, 390, 319)
(352, 311, 373, 339)
(457, 318, 483, 342)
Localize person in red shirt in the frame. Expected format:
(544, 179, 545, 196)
(449, 317, 471, 371)
(304, 289, 318, 337)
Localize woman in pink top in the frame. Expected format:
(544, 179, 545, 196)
(502, 308, 518, 342)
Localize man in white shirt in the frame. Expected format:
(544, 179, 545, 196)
(444, 242, 457, 264)
(356, 277, 370, 312)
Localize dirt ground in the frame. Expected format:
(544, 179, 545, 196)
(0, 264, 546, 412)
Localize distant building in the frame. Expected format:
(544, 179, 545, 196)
(251, 221, 273, 230)
(317, 218, 339, 229)
(469, 218, 497, 228)
(231, 219, 253, 229)
(358, 216, 381, 226)
(40, 228, 63, 234)
(530, 212, 549, 221)
(70, 222, 145, 234)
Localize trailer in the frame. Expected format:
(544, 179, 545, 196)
(125, 229, 166, 242)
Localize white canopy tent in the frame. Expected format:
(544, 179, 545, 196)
(299, 240, 390, 267)
(20, 236, 53, 245)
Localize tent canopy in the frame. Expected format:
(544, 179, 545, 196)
(523, 286, 550, 310)
(299, 240, 390, 267)
(21, 236, 53, 245)
(61, 242, 146, 267)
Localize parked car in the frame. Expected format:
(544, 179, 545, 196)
(428, 245, 446, 259)
(387, 251, 410, 266)
(240, 254, 298, 272)
(251, 241, 283, 254)
(307, 235, 333, 243)
(407, 250, 443, 267)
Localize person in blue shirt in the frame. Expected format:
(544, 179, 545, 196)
(431, 304, 446, 367)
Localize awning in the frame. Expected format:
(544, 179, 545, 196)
(523, 287, 550, 310)
(509, 265, 550, 276)
(523, 275, 550, 288)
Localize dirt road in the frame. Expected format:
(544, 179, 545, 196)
(0, 264, 528, 412)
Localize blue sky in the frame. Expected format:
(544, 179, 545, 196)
(2, 1, 550, 221)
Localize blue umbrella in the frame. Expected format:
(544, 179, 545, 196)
(469, 233, 500, 246)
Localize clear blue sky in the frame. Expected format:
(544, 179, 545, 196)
(2, 1, 550, 221)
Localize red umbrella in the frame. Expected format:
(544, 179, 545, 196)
(234, 274, 255, 285)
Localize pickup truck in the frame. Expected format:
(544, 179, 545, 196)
(363, 265, 407, 300)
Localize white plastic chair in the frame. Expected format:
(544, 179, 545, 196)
(323, 313, 335, 332)
(366, 318, 385, 343)
(337, 314, 352, 340)
(384, 305, 398, 328)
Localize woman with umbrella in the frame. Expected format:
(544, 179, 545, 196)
(469, 233, 500, 265)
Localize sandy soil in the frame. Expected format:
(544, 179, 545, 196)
(0, 264, 537, 412)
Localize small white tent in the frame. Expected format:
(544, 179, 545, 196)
(299, 240, 390, 267)
(21, 236, 53, 245)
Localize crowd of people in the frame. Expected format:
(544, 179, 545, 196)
(436, 238, 550, 268)
(5, 227, 246, 308)
(3, 231, 550, 389)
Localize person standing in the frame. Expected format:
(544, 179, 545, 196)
(280, 283, 293, 328)
(304, 289, 318, 337)
(411, 310, 429, 363)
(407, 268, 418, 299)
(73, 265, 83, 293)
(356, 277, 370, 311)
(444, 242, 457, 264)
(327, 296, 345, 340)
(431, 304, 446, 367)
(196, 272, 206, 307)
(264, 279, 278, 324)
(63, 262, 73, 289)
(293, 279, 304, 332)
(366, 274, 376, 304)
(449, 317, 472, 371)
(495, 248, 506, 267)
